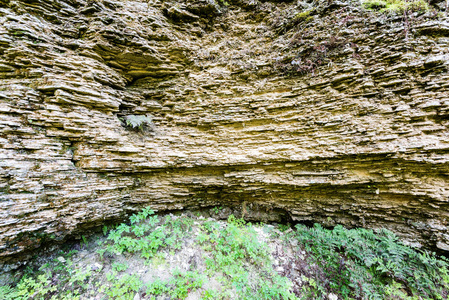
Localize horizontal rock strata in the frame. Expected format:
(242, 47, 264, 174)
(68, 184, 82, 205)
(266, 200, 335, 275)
(1, 0, 449, 272)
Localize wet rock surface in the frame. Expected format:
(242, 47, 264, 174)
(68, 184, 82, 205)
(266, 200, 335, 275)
(1, 0, 449, 271)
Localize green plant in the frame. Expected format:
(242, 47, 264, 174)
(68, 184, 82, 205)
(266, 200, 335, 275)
(101, 207, 193, 260)
(121, 115, 153, 132)
(112, 262, 128, 272)
(292, 10, 313, 24)
(217, 0, 229, 6)
(69, 266, 92, 288)
(212, 206, 222, 214)
(362, 0, 430, 13)
(0, 285, 15, 300)
(81, 235, 88, 248)
(278, 223, 291, 232)
(14, 274, 56, 299)
(146, 278, 170, 297)
(197, 215, 297, 299)
(201, 289, 222, 299)
(105, 273, 143, 300)
(1, 249, 94, 300)
(146, 270, 205, 299)
(292, 224, 449, 299)
(96, 247, 106, 259)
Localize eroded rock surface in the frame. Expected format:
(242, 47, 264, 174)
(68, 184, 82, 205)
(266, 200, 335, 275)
(1, 0, 449, 271)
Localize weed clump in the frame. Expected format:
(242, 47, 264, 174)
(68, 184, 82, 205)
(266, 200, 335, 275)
(120, 114, 154, 132)
(362, 0, 431, 13)
(292, 10, 314, 24)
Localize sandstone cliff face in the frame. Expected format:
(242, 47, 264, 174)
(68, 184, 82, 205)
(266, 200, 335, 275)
(1, 0, 449, 271)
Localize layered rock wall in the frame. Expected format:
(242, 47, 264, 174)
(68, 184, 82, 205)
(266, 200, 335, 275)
(1, 0, 449, 270)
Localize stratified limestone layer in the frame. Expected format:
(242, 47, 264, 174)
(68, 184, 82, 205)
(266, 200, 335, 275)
(1, 0, 449, 271)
